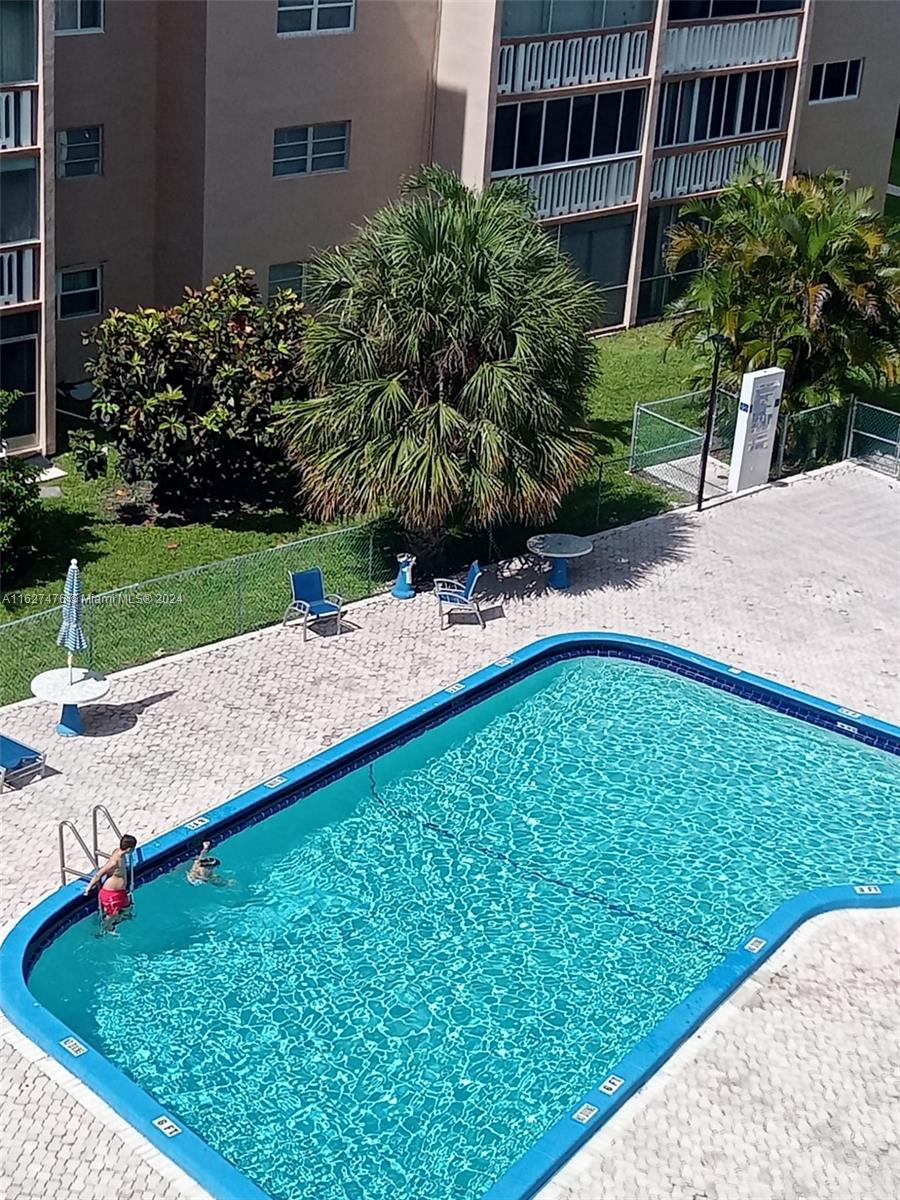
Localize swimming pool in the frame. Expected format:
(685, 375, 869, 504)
(3, 636, 899, 1200)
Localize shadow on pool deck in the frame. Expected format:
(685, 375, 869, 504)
(482, 509, 695, 602)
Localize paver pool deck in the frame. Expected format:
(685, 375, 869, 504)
(1, 462, 898, 1200)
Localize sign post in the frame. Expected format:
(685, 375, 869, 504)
(728, 368, 784, 494)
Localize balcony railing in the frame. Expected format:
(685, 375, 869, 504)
(662, 16, 800, 75)
(0, 88, 37, 150)
(0, 246, 39, 306)
(650, 136, 782, 201)
(510, 157, 639, 219)
(498, 29, 649, 95)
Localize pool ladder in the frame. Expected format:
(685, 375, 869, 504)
(57, 805, 124, 886)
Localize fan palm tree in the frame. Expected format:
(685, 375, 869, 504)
(665, 167, 900, 406)
(277, 166, 600, 537)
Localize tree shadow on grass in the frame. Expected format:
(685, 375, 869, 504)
(6, 506, 103, 600)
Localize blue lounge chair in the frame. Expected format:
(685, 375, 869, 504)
(434, 561, 484, 629)
(1, 734, 46, 791)
(282, 568, 344, 641)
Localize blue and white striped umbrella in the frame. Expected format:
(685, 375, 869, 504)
(57, 558, 87, 676)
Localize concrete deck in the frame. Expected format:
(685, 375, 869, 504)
(1, 462, 898, 1200)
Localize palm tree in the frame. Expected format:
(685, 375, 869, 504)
(277, 166, 599, 537)
(665, 167, 900, 406)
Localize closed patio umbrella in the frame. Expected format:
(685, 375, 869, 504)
(57, 558, 88, 684)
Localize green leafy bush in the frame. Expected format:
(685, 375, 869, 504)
(68, 428, 108, 481)
(0, 391, 42, 587)
(86, 268, 308, 517)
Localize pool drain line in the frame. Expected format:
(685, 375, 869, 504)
(366, 765, 720, 954)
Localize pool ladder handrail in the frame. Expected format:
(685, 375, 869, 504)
(57, 805, 125, 887)
(57, 819, 96, 887)
(91, 804, 123, 866)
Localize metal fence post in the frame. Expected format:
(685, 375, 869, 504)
(595, 461, 604, 530)
(628, 404, 639, 471)
(86, 597, 95, 671)
(775, 413, 789, 478)
(234, 556, 243, 636)
(842, 398, 855, 461)
(367, 530, 374, 597)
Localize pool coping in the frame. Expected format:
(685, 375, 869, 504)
(1, 632, 898, 1200)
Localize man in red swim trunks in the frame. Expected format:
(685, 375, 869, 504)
(84, 834, 137, 928)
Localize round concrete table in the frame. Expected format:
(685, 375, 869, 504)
(31, 667, 110, 736)
(527, 533, 594, 590)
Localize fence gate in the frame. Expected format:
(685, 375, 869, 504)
(846, 400, 900, 477)
(629, 389, 738, 501)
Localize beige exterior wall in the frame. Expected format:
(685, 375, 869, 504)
(200, 0, 439, 289)
(793, 0, 900, 203)
(53, 0, 159, 383)
(154, 0, 207, 306)
(432, 0, 500, 188)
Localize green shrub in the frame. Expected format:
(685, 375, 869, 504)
(86, 268, 308, 517)
(0, 391, 42, 587)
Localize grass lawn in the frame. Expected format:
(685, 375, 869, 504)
(543, 321, 702, 537)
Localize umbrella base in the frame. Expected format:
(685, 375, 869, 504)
(57, 703, 83, 737)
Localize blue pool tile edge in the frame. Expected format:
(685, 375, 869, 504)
(1, 632, 898, 1200)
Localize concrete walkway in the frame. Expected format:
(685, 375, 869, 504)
(1, 463, 898, 1200)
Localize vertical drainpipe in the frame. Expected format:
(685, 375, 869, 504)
(622, 2, 668, 330)
(423, 0, 443, 166)
(779, 0, 815, 183)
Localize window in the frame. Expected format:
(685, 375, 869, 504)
(273, 122, 349, 176)
(637, 202, 701, 320)
(492, 89, 645, 174)
(0, 0, 37, 83)
(58, 266, 102, 319)
(553, 211, 635, 326)
(55, 0, 103, 33)
(277, 0, 354, 35)
(501, 0, 654, 38)
(57, 126, 102, 178)
(0, 311, 38, 443)
(667, 0, 799, 19)
(655, 67, 786, 147)
(0, 155, 38, 243)
(268, 262, 306, 301)
(809, 59, 863, 104)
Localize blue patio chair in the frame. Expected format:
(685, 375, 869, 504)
(1, 734, 46, 792)
(434, 561, 484, 630)
(282, 568, 344, 641)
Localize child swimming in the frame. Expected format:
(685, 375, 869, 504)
(187, 840, 231, 886)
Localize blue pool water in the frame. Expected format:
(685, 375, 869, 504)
(29, 657, 899, 1200)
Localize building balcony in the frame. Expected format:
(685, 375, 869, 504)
(0, 245, 39, 306)
(650, 136, 783, 202)
(0, 87, 37, 150)
(662, 16, 800, 75)
(498, 28, 650, 96)
(500, 157, 639, 220)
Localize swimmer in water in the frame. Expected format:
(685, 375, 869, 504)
(187, 840, 232, 886)
(84, 834, 137, 929)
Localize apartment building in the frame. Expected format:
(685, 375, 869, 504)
(1, 0, 898, 457)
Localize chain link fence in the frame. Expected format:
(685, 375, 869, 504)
(770, 402, 848, 479)
(846, 400, 900, 477)
(629, 389, 738, 499)
(0, 526, 393, 706)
